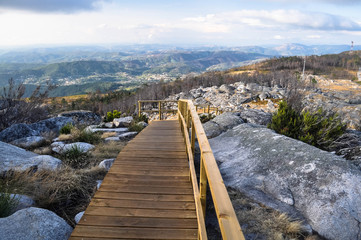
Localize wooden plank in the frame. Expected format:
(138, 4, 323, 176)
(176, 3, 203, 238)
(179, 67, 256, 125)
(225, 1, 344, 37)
(113, 160, 188, 167)
(84, 206, 197, 219)
(103, 173, 189, 181)
(99, 185, 193, 195)
(106, 169, 189, 177)
(100, 178, 191, 188)
(77, 215, 197, 228)
(93, 191, 195, 202)
(109, 166, 189, 173)
(90, 198, 195, 210)
(116, 151, 187, 158)
(71, 226, 197, 239)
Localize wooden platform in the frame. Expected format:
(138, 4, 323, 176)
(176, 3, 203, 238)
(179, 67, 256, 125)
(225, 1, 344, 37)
(69, 120, 198, 240)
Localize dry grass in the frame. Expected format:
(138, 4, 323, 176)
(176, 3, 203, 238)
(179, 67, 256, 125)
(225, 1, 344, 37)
(228, 188, 307, 240)
(57, 134, 74, 141)
(101, 132, 118, 139)
(0, 167, 107, 226)
(91, 141, 125, 161)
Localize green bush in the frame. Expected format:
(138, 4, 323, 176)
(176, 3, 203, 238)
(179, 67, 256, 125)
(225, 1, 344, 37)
(0, 187, 19, 218)
(199, 113, 216, 123)
(299, 109, 346, 149)
(60, 123, 74, 134)
(73, 129, 101, 144)
(133, 113, 149, 124)
(268, 101, 346, 150)
(104, 110, 121, 122)
(268, 101, 302, 139)
(61, 145, 90, 169)
(128, 123, 145, 133)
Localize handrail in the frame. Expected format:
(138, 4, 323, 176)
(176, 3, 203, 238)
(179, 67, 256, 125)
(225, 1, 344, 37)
(178, 99, 245, 240)
(138, 100, 178, 120)
(138, 100, 222, 120)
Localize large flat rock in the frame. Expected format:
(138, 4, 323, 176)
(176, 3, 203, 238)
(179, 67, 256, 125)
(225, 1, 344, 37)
(209, 123, 361, 240)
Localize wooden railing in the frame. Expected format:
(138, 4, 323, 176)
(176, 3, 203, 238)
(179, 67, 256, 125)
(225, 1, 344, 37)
(138, 100, 178, 120)
(178, 99, 245, 240)
(138, 100, 222, 120)
(196, 105, 223, 115)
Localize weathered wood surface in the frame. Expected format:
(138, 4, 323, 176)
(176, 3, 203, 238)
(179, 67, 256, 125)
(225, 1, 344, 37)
(69, 120, 198, 240)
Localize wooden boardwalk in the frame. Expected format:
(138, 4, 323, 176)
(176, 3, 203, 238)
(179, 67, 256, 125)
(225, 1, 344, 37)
(69, 120, 198, 240)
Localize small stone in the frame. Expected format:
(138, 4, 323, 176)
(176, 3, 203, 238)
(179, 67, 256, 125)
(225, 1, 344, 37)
(99, 159, 115, 171)
(74, 211, 85, 224)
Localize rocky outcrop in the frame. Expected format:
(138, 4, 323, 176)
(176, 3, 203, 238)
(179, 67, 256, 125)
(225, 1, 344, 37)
(59, 110, 102, 126)
(9, 194, 36, 214)
(113, 116, 133, 127)
(99, 158, 115, 171)
(0, 207, 72, 240)
(0, 117, 73, 143)
(209, 124, 361, 240)
(167, 82, 284, 113)
(11, 136, 46, 149)
(203, 112, 244, 138)
(0, 141, 62, 174)
(51, 142, 95, 154)
(239, 108, 272, 125)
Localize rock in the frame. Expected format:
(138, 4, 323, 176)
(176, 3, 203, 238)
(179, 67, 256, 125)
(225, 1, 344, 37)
(209, 124, 361, 240)
(0, 117, 73, 143)
(203, 112, 244, 139)
(212, 112, 244, 130)
(59, 110, 102, 126)
(104, 122, 114, 128)
(96, 180, 103, 190)
(136, 121, 148, 128)
(11, 136, 46, 149)
(119, 132, 138, 140)
(104, 137, 121, 142)
(51, 142, 95, 154)
(0, 141, 61, 174)
(9, 194, 35, 213)
(99, 158, 115, 171)
(240, 109, 272, 125)
(203, 121, 223, 139)
(86, 125, 128, 133)
(0, 207, 73, 240)
(113, 116, 133, 127)
(219, 84, 235, 94)
(74, 211, 85, 224)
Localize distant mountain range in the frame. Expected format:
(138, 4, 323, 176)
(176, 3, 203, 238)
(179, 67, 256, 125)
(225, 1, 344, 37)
(0, 43, 359, 97)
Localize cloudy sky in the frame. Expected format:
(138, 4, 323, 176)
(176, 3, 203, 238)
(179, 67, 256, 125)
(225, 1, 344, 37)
(0, 0, 360, 47)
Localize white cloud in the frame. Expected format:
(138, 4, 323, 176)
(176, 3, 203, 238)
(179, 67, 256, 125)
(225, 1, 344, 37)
(0, 0, 108, 13)
(307, 35, 322, 39)
(274, 35, 284, 39)
(182, 9, 361, 32)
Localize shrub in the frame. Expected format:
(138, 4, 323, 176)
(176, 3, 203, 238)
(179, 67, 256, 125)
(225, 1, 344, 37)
(128, 123, 145, 133)
(61, 145, 90, 169)
(73, 128, 101, 145)
(199, 113, 215, 123)
(104, 110, 121, 122)
(0, 185, 19, 218)
(299, 109, 346, 150)
(268, 101, 302, 139)
(133, 113, 149, 124)
(269, 101, 346, 151)
(0, 78, 55, 131)
(59, 123, 74, 134)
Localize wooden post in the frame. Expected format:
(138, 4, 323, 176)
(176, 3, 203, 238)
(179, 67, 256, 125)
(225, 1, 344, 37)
(158, 101, 162, 120)
(199, 155, 207, 217)
(191, 121, 196, 156)
(138, 101, 141, 117)
(207, 105, 210, 114)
